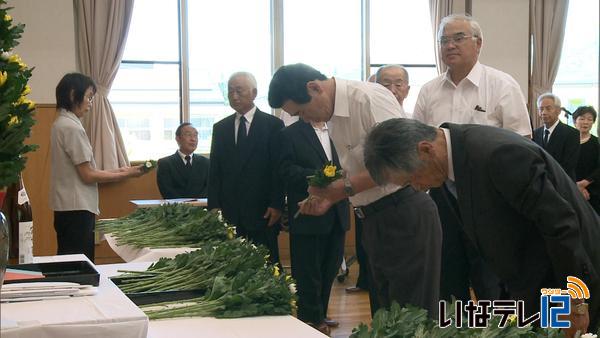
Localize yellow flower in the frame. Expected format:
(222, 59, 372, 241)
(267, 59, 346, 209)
(8, 54, 27, 70)
(4, 14, 12, 21)
(22, 85, 31, 96)
(226, 227, 235, 240)
(323, 165, 337, 178)
(8, 115, 20, 126)
(0, 71, 7, 87)
(273, 265, 280, 277)
(26, 99, 35, 110)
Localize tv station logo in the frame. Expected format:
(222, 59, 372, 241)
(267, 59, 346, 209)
(439, 276, 590, 329)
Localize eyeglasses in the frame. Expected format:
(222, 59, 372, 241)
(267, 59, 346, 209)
(439, 34, 476, 46)
(381, 81, 407, 88)
(86, 95, 95, 103)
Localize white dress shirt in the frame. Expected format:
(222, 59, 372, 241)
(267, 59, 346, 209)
(327, 78, 407, 207)
(312, 123, 333, 161)
(413, 62, 531, 136)
(235, 106, 256, 143)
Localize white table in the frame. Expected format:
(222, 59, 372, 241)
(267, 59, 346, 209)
(0, 254, 148, 338)
(97, 262, 327, 338)
(104, 234, 197, 262)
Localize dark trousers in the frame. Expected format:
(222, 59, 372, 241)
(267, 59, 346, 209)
(354, 216, 379, 317)
(54, 210, 96, 262)
(290, 226, 345, 324)
(236, 225, 280, 266)
(430, 187, 504, 302)
(361, 187, 442, 319)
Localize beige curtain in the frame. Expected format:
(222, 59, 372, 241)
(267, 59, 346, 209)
(529, 0, 569, 129)
(74, 0, 134, 169)
(429, 0, 453, 74)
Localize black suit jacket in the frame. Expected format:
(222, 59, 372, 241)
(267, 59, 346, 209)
(444, 123, 600, 324)
(279, 120, 350, 235)
(208, 109, 285, 231)
(533, 121, 580, 180)
(156, 152, 209, 199)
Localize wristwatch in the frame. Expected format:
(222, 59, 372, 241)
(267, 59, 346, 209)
(343, 176, 355, 197)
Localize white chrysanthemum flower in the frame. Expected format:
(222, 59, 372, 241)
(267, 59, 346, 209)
(581, 333, 597, 338)
(145, 161, 152, 168)
(288, 283, 297, 294)
(1, 52, 10, 60)
(251, 244, 257, 249)
(217, 210, 224, 222)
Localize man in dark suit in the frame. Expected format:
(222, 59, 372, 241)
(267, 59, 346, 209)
(157, 123, 209, 199)
(208, 72, 285, 264)
(364, 118, 600, 335)
(533, 93, 580, 180)
(279, 120, 350, 334)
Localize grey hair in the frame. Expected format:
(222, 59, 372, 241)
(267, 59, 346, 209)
(229, 71, 257, 90)
(364, 118, 437, 185)
(438, 14, 483, 41)
(537, 92, 562, 108)
(376, 64, 410, 84)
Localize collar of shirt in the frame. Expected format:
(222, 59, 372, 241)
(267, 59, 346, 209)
(443, 61, 482, 88)
(236, 106, 256, 124)
(545, 119, 560, 136)
(441, 128, 455, 182)
(59, 108, 84, 126)
(331, 77, 350, 118)
(177, 150, 192, 165)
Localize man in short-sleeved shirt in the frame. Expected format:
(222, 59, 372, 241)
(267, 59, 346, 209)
(413, 14, 531, 304)
(50, 109, 99, 215)
(269, 63, 442, 317)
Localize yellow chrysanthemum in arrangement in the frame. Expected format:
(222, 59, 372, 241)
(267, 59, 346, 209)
(0, 70, 7, 86)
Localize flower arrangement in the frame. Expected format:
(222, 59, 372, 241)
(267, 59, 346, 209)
(0, 1, 36, 190)
(307, 161, 343, 188)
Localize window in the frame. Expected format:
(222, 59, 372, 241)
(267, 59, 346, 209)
(369, 0, 437, 113)
(554, 0, 599, 133)
(112, 0, 436, 160)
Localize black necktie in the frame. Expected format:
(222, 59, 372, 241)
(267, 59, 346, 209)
(237, 116, 247, 145)
(185, 155, 191, 167)
(543, 129, 550, 147)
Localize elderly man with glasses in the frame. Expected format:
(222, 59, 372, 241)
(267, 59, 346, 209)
(412, 14, 532, 306)
(376, 65, 411, 113)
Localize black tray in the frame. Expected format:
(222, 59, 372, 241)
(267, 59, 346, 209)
(111, 276, 205, 306)
(5, 261, 100, 286)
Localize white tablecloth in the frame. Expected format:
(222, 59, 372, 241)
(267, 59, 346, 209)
(97, 262, 327, 338)
(1, 254, 148, 338)
(105, 234, 197, 263)
(129, 198, 207, 208)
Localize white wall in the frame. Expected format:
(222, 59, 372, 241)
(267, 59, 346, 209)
(7, 0, 77, 104)
(472, 0, 530, 98)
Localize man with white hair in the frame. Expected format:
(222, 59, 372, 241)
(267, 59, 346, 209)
(376, 65, 410, 112)
(533, 92, 580, 180)
(413, 14, 532, 304)
(208, 72, 285, 264)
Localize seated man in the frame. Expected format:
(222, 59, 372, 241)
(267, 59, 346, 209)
(157, 123, 209, 199)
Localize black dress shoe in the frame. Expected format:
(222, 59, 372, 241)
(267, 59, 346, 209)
(345, 286, 365, 293)
(324, 318, 339, 327)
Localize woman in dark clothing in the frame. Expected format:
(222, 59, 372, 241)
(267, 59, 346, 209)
(574, 105, 600, 214)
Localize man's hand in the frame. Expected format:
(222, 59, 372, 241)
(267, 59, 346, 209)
(308, 178, 346, 203)
(263, 207, 282, 227)
(560, 302, 589, 338)
(577, 180, 591, 200)
(297, 195, 334, 216)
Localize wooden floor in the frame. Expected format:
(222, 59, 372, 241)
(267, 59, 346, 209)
(282, 259, 372, 338)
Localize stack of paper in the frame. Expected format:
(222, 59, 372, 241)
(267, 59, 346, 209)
(1, 282, 97, 302)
